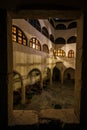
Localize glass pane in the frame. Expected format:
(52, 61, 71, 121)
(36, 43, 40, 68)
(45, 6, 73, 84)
(18, 30, 22, 36)
(12, 27, 16, 33)
(33, 43, 35, 49)
(18, 37, 22, 44)
(33, 38, 35, 42)
(12, 34, 16, 42)
(29, 42, 33, 47)
(23, 39, 26, 45)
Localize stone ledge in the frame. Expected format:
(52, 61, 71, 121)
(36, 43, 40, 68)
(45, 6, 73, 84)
(13, 108, 79, 125)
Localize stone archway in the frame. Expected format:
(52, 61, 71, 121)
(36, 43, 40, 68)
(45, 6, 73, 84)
(63, 67, 75, 84)
(52, 66, 61, 82)
(28, 68, 41, 85)
(26, 68, 42, 99)
(13, 70, 23, 91)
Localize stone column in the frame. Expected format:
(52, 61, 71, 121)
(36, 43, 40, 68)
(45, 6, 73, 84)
(21, 81, 26, 104)
(61, 70, 64, 84)
(0, 10, 14, 127)
(50, 69, 52, 86)
(40, 73, 43, 89)
(61, 75, 63, 84)
(40, 79, 43, 89)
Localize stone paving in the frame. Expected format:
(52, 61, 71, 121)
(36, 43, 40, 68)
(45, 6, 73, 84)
(13, 80, 79, 125)
(13, 108, 79, 125)
(14, 80, 74, 111)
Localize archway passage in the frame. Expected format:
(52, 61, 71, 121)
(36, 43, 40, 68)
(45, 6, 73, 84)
(63, 67, 75, 85)
(52, 66, 61, 82)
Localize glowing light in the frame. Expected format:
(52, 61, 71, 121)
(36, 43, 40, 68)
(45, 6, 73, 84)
(33, 44, 35, 48)
(55, 18, 60, 20)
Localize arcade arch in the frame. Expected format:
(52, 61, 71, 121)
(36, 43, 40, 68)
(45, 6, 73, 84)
(63, 67, 75, 83)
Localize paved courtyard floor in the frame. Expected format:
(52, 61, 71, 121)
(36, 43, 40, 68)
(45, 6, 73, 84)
(13, 80, 79, 125)
(14, 80, 74, 111)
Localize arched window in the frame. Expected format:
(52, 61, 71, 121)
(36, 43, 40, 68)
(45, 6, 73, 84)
(42, 27, 49, 38)
(12, 25, 27, 46)
(55, 37, 66, 44)
(29, 19, 41, 32)
(43, 44, 49, 53)
(50, 34, 54, 43)
(68, 50, 74, 58)
(55, 24, 66, 30)
(49, 19, 55, 28)
(54, 49, 66, 57)
(29, 37, 41, 51)
(68, 22, 77, 29)
(67, 36, 76, 43)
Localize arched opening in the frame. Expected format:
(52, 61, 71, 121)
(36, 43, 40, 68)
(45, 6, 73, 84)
(67, 36, 77, 43)
(28, 68, 41, 85)
(63, 68, 75, 85)
(68, 21, 77, 29)
(43, 44, 49, 53)
(49, 34, 54, 43)
(42, 26, 49, 38)
(55, 37, 66, 44)
(26, 69, 42, 96)
(55, 23, 66, 30)
(29, 19, 41, 32)
(52, 66, 61, 82)
(43, 67, 51, 89)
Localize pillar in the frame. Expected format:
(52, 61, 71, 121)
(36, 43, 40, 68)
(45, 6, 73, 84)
(50, 69, 52, 86)
(61, 70, 64, 84)
(40, 73, 43, 89)
(21, 82, 26, 104)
